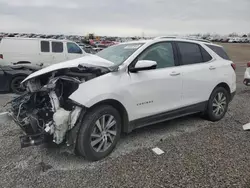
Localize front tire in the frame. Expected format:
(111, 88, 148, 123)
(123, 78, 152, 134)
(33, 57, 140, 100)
(76, 105, 121, 161)
(206, 87, 230, 121)
(10, 76, 26, 94)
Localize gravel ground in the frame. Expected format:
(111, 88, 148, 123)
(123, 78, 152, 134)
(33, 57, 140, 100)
(0, 66, 250, 188)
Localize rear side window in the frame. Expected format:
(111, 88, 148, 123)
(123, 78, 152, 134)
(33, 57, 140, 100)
(41, 41, 50, 52)
(52, 42, 63, 53)
(206, 44, 230, 60)
(67, 42, 82, 54)
(177, 42, 203, 65)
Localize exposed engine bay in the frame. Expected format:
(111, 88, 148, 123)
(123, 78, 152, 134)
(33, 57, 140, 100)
(8, 64, 110, 148)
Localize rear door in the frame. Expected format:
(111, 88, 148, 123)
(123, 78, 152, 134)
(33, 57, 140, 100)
(176, 42, 215, 106)
(51, 41, 66, 64)
(66, 42, 85, 60)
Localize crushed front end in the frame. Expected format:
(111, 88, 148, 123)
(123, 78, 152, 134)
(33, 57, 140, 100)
(7, 65, 110, 148)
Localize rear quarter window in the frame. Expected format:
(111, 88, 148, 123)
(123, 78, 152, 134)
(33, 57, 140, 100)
(206, 44, 230, 60)
(200, 46, 212, 62)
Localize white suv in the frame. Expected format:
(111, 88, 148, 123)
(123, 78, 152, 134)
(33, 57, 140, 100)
(6, 37, 236, 161)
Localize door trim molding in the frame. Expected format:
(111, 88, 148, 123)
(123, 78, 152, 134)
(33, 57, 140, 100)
(127, 101, 207, 132)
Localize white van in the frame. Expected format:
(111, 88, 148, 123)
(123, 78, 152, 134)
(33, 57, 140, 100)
(0, 37, 86, 66)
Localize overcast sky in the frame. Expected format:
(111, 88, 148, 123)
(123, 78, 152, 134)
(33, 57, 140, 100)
(0, 0, 249, 36)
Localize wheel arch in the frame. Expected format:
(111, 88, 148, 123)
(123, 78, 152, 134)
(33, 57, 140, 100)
(10, 74, 28, 91)
(89, 99, 130, 133)
(215, 82, 231, 95)
(10, 74, 29, 82)
(210, 82, 232, 101)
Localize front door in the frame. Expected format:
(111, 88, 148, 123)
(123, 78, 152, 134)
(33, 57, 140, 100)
(66, 42, 84, 61)
(127, 42, 182, 120)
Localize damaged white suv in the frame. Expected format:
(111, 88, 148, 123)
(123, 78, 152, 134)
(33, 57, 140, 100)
(5, 37, 236, 161)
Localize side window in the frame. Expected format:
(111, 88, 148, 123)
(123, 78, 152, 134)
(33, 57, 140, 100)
(138, 42, 175, 69)
(41, 41, 50, 52)
(52, 42, 63, 53)
(177, 42, 203, 65)
(206, 44, 230, 60)
(67, 42, 82, 54)
(200, 46, 212, 62)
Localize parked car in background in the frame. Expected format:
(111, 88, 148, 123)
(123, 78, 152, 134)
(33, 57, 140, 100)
(0, 37, 86, 66)
(81, 45, 96, 54)
(244, 62, 250, 86)
(241, 38, 250, 43)
(221, 38, 229, 43)
(228, 37, 241, 43)
(0, 64, 42, 94)
(92, 44, 107, 53)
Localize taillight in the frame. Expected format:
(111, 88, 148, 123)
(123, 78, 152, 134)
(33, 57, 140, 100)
(231, 63, 236, 70)
(247, 62, 250, 67)
(0, 54, 3, 59)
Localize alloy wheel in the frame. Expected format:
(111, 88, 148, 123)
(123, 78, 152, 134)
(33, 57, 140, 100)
(212, 92, 227, 116)
(90, 114, 117, 153)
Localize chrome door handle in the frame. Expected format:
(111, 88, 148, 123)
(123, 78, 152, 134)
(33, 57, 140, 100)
(209, 66, 216, 70)
(170, 72, 180, 76)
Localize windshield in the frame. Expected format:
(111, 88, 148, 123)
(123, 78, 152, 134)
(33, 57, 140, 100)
(96, 43, 144, 65)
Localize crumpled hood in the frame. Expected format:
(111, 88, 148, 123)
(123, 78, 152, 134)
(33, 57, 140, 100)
(22, 54, 114, 83)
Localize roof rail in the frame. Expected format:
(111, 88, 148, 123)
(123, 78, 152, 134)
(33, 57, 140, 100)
(154, 36, 177, 40)
(182, 37, 212, 43)
(155, 36, 212, 43)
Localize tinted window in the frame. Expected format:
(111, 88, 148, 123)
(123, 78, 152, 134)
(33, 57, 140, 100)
(177, 42, 203, 65)
(67, 42, 82, 54)
(138, 42, 175, 69)
(206, 44, 230, 60)
(41, 41, 50, 52)
(52, 42, 63, 53)
(200, 47, 212, 62)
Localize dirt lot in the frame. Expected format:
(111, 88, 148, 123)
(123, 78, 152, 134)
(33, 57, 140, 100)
(218, 43, 250, 63)
(0, 45, 250, 188)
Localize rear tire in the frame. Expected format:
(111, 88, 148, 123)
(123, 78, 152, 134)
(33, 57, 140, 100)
(205, 87, 230, 121)
(76, 105, 121, 161)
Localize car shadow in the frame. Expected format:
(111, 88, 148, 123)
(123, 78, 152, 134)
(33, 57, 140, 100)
(38, 114, 206, 169)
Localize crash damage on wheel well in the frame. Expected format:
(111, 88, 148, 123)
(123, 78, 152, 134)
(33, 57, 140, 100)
(8, 64, 111, 148)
